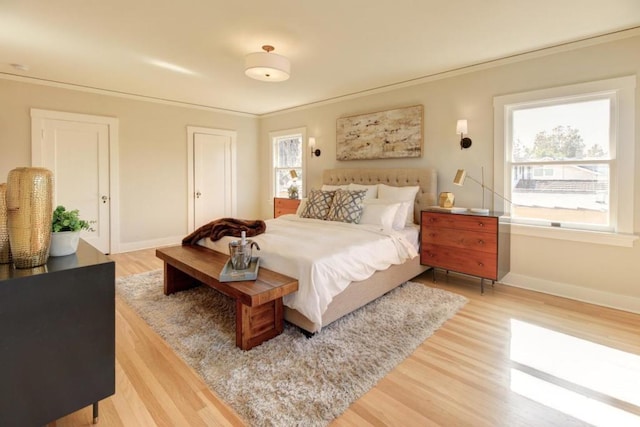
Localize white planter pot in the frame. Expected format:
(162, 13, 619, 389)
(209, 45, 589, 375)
(50, 231, 81, 257)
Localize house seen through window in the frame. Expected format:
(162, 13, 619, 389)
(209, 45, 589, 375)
(510, 98, 611, 230)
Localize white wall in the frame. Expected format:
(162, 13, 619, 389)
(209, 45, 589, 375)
(2, 32, 638, 314)
(258, 33, 640, 313)
(0, 79, 259, 252)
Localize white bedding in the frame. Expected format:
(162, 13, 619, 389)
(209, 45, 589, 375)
(199, 215, 418, 329)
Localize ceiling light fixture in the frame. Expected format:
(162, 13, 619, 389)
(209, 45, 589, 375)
(245, 45, 290, 82)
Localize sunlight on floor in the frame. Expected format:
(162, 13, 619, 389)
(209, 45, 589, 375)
(510, 319, 640, 426)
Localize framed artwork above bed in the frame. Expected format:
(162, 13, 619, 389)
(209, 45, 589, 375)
(336, 105, 423, 160)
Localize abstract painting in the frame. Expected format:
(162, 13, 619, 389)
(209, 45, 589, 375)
(336, 105, 423, 160)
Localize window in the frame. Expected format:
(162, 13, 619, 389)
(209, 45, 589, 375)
(270, 127, 306, 198)
(510, 98, 612, 230)
(494, 76, 636, 246)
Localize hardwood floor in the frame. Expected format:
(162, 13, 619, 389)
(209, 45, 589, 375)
(49, 248, 640, 426)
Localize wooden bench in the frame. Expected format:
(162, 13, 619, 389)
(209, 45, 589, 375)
(156, 245, 298, 350)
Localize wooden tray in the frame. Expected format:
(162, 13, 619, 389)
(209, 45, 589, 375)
(219, 257, 260, 282)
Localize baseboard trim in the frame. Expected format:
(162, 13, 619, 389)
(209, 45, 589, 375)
(117, 235, 183, 253)
(503, 273, 640, 315)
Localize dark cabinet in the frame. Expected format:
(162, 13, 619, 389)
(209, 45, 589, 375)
(0, 240, 115, 426)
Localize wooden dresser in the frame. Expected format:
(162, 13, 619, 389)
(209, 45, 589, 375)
(274, 197, 300, 218)
(420, 210, 510, 292)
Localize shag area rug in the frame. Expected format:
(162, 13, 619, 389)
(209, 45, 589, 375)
(116, 270, 467, 427)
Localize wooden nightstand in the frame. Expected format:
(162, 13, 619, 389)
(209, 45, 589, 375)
(420, 210, 510, 293)
(274, 197, 300, 218)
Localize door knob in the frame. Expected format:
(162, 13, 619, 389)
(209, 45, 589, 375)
(196, 191, 202, 198)
(101, 195, 108, 204)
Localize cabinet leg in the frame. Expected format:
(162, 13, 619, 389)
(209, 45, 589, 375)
(93, 402, 99, 424)
(432, 267, 436, 283)
(480, 278, 485, 295)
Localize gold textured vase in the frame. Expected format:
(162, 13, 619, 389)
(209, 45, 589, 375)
(438, 192, 455, 208)
(6, 167, 54, 269)
(0, 183, 11, 264)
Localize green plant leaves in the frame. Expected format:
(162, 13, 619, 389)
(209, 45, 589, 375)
(51, 205, 94, 232)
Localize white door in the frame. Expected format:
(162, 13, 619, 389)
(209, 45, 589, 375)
(31, 110, 118, 254)
(187, 127, 237, 231)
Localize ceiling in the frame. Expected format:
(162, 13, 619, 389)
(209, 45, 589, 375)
(2, 1, 639, 116)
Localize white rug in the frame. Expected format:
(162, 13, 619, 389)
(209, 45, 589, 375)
(116, 270, 467, 426)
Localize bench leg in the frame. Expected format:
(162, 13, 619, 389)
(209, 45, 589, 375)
(163, 262, 200, 295)
(236, 298, 284, 350)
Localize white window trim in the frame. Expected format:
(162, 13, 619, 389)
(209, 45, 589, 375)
(269, 127, 307, 198)
(494, 76, 637, 247)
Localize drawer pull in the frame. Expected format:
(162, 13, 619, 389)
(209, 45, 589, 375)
(478, 222, 484, 227)
(477, 262, 484, 267)
(478, 239, 484, 245)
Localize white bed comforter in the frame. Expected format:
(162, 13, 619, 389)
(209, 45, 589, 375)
(199, 215, 418, 330)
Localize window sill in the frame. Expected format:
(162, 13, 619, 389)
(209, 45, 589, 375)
(510, 223, 638, 247)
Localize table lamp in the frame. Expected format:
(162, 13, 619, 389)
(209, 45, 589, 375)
(453, 168, 511, 214)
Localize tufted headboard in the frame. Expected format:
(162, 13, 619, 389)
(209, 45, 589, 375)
(322, 168, 438, 224)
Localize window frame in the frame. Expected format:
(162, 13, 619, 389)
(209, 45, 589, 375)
(493, 76, 637, 247)
(269, 127, 307, 199)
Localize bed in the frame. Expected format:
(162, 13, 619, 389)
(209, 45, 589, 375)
(199, 168, 437, 333)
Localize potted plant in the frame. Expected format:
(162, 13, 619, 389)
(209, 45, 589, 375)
(50, 205, 94, 256)
(287, 184, 299, 199)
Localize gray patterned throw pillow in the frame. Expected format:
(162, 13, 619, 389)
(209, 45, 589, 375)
(300, 189, 335, 220)
(326, 189, 367, 223)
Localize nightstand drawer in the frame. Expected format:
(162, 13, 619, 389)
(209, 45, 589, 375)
(422, 212, 498, 233)
(421, 226, 497, 253)
(274, 198, 300, 218)
(421, 244, 497, 279)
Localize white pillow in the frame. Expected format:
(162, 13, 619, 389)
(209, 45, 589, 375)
(377, 184, 420, 226)
(347, 183, 378, 199)
(360, 200, 401, 230)
(392, 201, 412, 229)
(295, 198, 307, 216)
(321, 184, 347, 191)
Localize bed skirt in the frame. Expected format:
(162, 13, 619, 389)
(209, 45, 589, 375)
(284, 257, 429, 333)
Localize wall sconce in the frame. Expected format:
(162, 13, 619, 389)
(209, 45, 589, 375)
(309, 137, 321, 157)
(456, 119, 472, 149)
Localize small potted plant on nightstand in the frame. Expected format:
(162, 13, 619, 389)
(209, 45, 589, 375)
(287, 183, 299, 199)
(50, 205, 94, 256)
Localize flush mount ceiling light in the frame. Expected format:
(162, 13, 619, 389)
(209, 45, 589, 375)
(245, 45, 290, 82)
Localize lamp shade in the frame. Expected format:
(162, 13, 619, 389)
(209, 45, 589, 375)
(245, 47, 290, 82)
(456, 119, 468, 135)
(453, 169, 467, 186)
(289, 169, 298, 180)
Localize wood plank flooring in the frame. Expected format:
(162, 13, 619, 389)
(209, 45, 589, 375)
(48, 248, 640, 426)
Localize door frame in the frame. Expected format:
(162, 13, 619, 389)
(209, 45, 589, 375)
(30, 109, 120, 254)
(187, 126, 237, 232)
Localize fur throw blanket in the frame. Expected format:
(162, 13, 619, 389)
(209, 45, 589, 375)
(182, 218, 267, 245)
